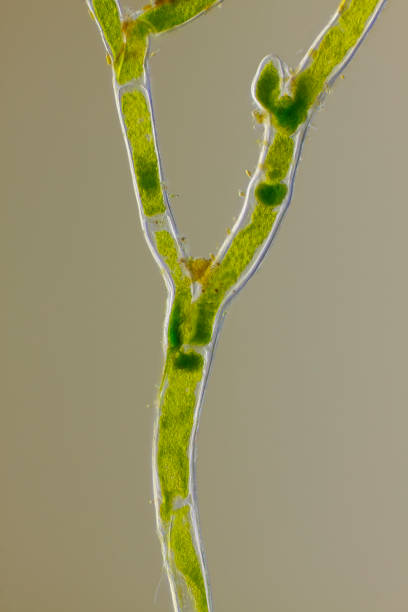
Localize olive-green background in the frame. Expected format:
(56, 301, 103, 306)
(1, 1, 406, 610)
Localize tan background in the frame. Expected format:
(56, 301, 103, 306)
(1, 1, 406, 610)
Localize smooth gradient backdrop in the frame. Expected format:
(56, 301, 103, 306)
(1, 1, 406, 610)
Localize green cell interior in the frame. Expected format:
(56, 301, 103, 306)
(121, 90, 166, 216)
(170, 507, 209, 612)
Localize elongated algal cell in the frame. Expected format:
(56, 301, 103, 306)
(86, 1, 387, 610)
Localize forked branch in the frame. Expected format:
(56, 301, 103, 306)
(87, 1, 387, 610)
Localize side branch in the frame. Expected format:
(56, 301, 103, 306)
(188, 0, 387, 347)
(87, 0, 222, 295)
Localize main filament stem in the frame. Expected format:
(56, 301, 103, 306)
(153, 330, 217, 612)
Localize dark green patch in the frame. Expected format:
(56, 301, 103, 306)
(174, 351, 203, 371)
(255, 182, 287, 207)
(190, 305, 213, 345)
(272, 94, 309, 134)
(255, 61, 280, 113)
(255, 62, 309, 134)
(136, 157, 160, 194)
(168, 299, 183, 348)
